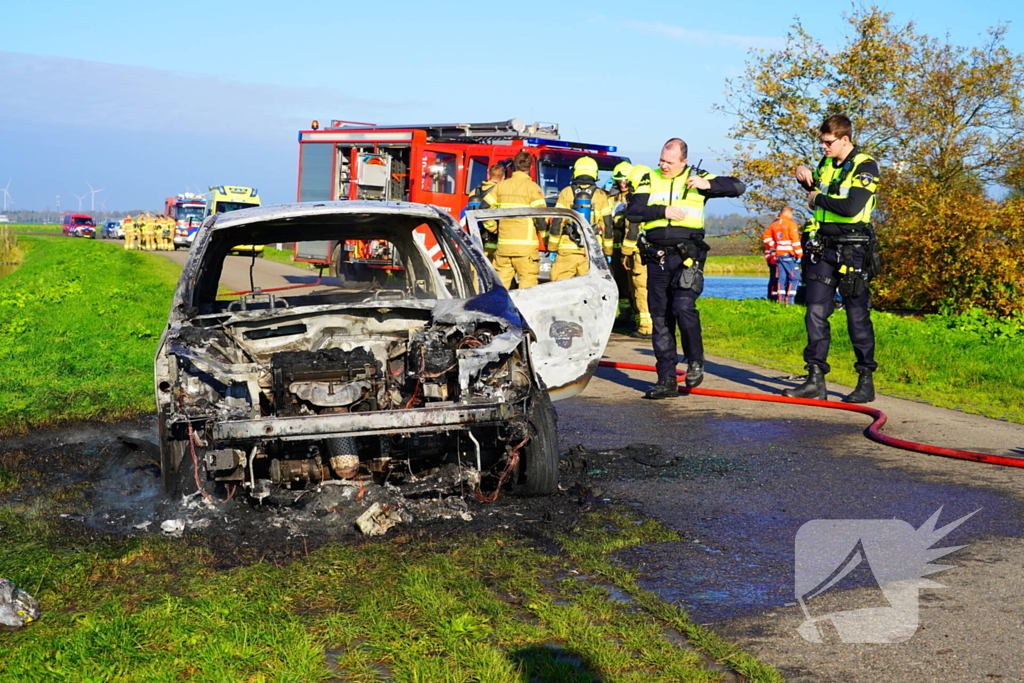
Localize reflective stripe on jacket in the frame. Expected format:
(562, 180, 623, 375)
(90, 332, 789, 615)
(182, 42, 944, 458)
(763, 216, 803, 259)
(813, 151, 878, 226)
(483, 171, 547, 256)
(636, 167, 717, 231)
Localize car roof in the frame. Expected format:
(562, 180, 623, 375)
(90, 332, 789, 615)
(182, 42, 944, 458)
(207, 201, 452, 232)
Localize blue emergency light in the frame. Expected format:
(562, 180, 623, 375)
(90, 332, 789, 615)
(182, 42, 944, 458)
(526, 138, 618, 153)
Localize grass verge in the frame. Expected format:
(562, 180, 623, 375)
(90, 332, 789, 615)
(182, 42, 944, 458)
(0, 501, 781, 682)
(700, 298, 1024, 422)
(0, 237, 179, 435)
(10, 223, 62, 234)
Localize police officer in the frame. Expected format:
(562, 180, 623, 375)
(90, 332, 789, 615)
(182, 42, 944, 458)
(619, 165, 654, 339)
(547, 156, 613, 281)
(482, 151, 548, 289)
(627, 138, 745, 399)
(784, 114, 880, 403)
(465, 164, 505, 261)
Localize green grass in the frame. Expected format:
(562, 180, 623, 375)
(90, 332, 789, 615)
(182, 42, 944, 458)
(0, 237, 179, 435)
(703, 255, 767, 276)
(262, 245, 302, 267)
(9, 223, 63, 234)
(700, 298, 1024, 422)
(0, 503, 780, 682)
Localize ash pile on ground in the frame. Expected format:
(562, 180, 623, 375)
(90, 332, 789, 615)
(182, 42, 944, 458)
(0, 418, 742, 557)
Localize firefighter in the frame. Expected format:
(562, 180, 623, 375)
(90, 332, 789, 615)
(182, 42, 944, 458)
(608, 161, 633, 325)
(627, 138, 745, 399)
(159, 215, 174, 250)
(140, 213, 157, 251)
(467, 164, 505, 261)
(482, 151, 547, 289)
(121, 214, 137, 250)
(547, 157, 613, 281)
(762, 207, 802, 303)
(619, 165, 653, 339)
(784, 113, 881, 403)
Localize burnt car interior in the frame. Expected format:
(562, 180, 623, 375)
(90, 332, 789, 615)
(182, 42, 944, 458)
(158, 209, 559, 503)
(194, 215, 483, 314)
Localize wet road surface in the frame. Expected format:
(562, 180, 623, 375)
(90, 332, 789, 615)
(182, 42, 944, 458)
(558, 335, 1024, 682)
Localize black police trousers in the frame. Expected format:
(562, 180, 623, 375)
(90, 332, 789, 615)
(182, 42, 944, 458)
(647, 251, 705, 380)
(802, 246, 877, 375)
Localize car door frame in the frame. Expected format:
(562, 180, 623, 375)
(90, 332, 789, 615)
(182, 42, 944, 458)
(463, 207, 618, 400)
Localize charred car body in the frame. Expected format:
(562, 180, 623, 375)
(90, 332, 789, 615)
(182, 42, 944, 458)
(155, 201, 616, 502)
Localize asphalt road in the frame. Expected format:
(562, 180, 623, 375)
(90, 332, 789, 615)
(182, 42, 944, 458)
(562, 334, 1024, 683)
(161, 248, 324, 294)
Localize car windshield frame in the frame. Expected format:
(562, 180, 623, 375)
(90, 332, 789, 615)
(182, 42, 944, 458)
(183, 204, 495, 316)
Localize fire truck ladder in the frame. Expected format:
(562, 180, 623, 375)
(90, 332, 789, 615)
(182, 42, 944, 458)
(327, 118, 560, 142)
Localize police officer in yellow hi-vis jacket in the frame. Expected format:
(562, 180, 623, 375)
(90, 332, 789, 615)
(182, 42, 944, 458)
(483, 151, 548, 289)
(627, 138, 745, 399)
(784, 113, 881, 404)
(547, 156, 613, 281)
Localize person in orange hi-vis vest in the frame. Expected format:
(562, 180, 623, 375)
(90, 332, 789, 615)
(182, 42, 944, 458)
(763, 207, 803, 304)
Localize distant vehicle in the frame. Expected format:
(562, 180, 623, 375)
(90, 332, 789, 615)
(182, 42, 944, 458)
(101, 221, 123, 239)
(63, 213, 96, 238)
(166, 193, 207, 249)
(203, 185, 263, 255)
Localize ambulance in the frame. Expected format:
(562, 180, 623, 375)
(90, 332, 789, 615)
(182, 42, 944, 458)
(204, 186, 263, 255)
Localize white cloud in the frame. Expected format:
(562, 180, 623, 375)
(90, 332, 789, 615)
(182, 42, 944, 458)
(627, 20, 784, 51)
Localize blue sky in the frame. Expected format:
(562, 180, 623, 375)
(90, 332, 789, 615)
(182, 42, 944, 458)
(1, 0, 1019, 213)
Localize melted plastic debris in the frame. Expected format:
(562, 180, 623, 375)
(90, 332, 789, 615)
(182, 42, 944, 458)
(0, 579, 40, 629)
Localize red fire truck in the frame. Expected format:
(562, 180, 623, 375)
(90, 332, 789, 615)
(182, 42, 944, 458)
(165, 192, 208, 249)
(293, 118, 630, 270)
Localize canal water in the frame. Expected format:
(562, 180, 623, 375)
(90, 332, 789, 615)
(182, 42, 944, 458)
(703, 275, 769, 301)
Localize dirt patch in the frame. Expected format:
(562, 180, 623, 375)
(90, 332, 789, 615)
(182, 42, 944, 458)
(0, 418, 743, 567)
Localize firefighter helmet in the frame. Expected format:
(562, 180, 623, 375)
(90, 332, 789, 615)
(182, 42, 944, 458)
(573, 156, 599, 180)
(612, 161, 633, 181)
(627, 164, 651, 189)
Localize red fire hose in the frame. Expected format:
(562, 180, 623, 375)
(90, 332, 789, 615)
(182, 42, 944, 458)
(597, 360, 1024, 469)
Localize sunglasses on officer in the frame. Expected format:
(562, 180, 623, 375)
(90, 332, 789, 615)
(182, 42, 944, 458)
(820, 136, 847, 147)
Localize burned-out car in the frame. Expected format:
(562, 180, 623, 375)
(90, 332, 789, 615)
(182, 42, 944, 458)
(155, 201, 616, 502)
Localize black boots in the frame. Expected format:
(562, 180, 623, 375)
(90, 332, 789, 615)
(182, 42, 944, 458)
(644, 376, 679, 400)
(843, 369, 875, 403)
(685, 360, 705, 388)
(783, 365, 827, 400)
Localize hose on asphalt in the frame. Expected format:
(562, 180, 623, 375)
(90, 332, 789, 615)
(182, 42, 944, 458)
(597, 360, 1024, 469)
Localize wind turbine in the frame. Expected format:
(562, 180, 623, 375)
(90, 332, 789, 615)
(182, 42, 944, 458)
(1, 180, 12, 212)
(73, 193, 86, 212)
(86, 182, 105, 211)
